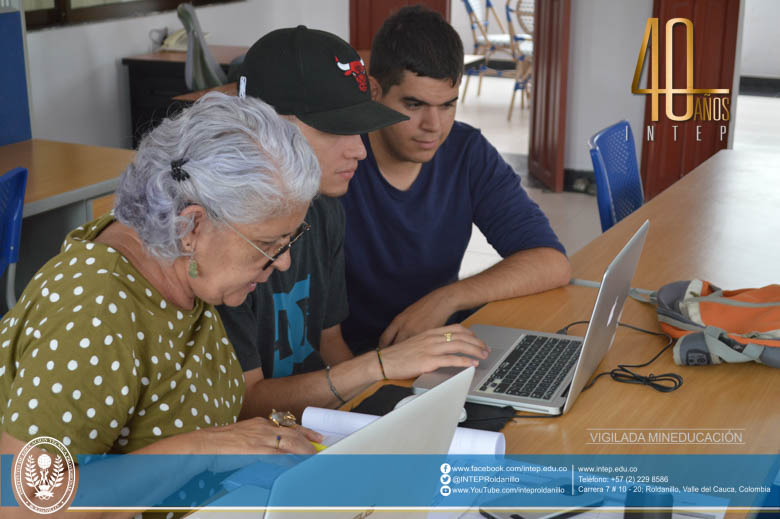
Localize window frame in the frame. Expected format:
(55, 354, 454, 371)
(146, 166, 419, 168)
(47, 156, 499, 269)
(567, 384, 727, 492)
(25, 0, 237, 31)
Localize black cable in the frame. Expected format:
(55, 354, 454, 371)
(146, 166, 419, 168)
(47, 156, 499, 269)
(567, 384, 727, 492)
(556, 320, 590, 335)
(557, 320, 683, 393)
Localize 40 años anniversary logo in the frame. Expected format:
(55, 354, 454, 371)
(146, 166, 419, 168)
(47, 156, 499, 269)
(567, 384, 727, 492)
(13, 436, 76, 514)
(632, 17, 731, 142)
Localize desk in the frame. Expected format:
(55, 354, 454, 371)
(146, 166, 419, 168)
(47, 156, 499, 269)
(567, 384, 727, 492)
(172, 53, 487, 104)
(173, 82, 239, 103)
(351, 149, 780, 458)
(476, 149, 780, 455)
(122, 45, 248, 147)
(464, 53, 486, 68)
(0, 139, 134, 305)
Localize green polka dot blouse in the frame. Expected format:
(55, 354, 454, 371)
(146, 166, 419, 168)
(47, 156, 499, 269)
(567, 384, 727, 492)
(0, 214, 245, 456)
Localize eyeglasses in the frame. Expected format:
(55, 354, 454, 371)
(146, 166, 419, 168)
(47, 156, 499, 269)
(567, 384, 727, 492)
(223, 220, 310, 270)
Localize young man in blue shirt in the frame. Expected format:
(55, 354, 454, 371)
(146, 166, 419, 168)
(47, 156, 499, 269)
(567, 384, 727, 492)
(340, 7, 572, 354)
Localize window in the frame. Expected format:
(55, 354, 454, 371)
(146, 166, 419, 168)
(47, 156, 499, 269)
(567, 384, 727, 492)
(24, 0, 236, 31)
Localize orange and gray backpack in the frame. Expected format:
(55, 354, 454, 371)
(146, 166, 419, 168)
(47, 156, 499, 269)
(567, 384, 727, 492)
(646, 280, 780, 368)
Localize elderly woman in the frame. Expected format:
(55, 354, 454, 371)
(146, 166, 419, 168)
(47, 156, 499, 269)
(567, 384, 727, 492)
(0, 93, 322, 511)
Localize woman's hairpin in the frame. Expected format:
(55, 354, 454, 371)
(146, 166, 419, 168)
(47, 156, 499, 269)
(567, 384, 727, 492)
(170, 158, 190, 181)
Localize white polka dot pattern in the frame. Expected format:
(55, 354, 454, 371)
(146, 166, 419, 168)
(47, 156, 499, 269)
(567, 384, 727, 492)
(0, 214, 244, 455)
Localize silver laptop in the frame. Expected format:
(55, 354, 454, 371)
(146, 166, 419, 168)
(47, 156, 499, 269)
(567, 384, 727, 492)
(414, 220, 649, 416)
(193, 366, 475, 518)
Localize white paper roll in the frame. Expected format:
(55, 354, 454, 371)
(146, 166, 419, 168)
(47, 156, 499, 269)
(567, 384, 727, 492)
(302, 407, 505, 455)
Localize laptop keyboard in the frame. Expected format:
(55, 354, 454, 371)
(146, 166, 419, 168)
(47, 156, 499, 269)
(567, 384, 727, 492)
(478, 334, 582, 401)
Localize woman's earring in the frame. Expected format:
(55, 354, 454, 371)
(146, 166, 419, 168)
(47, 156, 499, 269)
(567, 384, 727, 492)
(188, 257, 199, 278)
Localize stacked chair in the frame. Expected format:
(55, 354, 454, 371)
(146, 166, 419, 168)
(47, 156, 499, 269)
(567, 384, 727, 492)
(505, 0, 534, 119)
(461, 0, 514, 100)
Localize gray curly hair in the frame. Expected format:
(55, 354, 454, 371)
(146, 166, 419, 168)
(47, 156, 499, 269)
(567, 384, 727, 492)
(114, 92, 320, 261)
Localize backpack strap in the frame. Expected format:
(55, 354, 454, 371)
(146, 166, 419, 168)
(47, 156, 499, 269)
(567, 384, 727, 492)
(673, 326, 780, 367)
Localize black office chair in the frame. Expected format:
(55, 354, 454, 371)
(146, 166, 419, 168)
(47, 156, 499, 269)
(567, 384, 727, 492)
(177, 3, 227, 91)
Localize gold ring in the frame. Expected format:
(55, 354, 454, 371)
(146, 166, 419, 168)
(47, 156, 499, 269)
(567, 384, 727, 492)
(269, 409, 296, 427)
(443, 332, 453, 342)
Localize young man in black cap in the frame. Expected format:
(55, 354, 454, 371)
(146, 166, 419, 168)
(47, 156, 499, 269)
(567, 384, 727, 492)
(217, 26, 489, 418)
(339, 7, 572, 354)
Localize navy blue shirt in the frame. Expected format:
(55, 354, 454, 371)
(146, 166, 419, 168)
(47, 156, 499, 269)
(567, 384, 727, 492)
(340, 122, 565, 354)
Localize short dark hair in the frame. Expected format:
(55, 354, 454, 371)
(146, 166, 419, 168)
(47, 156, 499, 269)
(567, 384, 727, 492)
(370, 5, 464, 93)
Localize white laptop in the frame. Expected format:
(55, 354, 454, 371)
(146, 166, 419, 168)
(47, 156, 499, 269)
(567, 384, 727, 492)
(191, 366, 475, 518)
(413, 220, 649, 416)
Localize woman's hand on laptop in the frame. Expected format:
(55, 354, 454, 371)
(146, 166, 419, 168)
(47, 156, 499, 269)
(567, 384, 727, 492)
(379, 324, 490, 380)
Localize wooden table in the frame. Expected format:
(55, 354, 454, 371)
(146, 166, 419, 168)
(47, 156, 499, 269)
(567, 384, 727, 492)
(340, 149, 780, 517)
(0, 139, 135, 306)
(122, 45, 248, 147)
(484, 149, 780, 457)
(464, 53, 486, 68)
(0, 139, 133, 218)
(173, 82, 239, 103)
(173, 52, 487, 104)
(351, 149, 780, 458)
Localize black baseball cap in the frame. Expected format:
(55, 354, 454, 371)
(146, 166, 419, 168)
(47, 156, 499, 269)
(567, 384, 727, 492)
(240, 26, 408, 135)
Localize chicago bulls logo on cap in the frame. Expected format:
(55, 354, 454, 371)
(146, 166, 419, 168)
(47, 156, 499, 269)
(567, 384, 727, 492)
(335, 56, 368, 92)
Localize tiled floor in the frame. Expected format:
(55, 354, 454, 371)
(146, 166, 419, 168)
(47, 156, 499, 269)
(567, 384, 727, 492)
(455, 76, 780, 279)
(458, 75, 533, 154)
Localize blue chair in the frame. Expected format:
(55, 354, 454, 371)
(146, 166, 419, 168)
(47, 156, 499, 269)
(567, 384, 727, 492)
(588, 121, 644, 232)
(0, 167, 28, 311)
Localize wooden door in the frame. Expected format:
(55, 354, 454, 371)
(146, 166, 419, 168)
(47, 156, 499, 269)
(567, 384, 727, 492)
(349, 0, 450, 51)
(528, 0, 571, 192)
(639, 0, 740, 199)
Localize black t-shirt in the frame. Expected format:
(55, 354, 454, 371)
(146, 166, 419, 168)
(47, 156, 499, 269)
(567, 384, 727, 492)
(217, 196, 348, 378)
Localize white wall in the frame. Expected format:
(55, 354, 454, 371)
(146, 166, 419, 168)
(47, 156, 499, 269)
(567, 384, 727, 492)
(25, 0, 349, 149)
(450, 0, 653, 170)
(563, 0, 652, 171)
(450, 0, 475, 56)
(740, 0, 780, 79)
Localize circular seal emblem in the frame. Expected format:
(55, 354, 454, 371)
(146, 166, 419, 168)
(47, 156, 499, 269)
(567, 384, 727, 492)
(13, 436, 76, 514)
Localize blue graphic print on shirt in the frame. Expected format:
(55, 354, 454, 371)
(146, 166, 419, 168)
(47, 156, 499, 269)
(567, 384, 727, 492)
(271, 275, 314, 377)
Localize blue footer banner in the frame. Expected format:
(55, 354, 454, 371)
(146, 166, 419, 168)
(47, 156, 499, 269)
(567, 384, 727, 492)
(2, 454, 779, 511)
